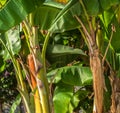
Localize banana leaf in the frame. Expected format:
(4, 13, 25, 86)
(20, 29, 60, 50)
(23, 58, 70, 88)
(53, 83, 73, 113)
(0, 0, 8, 8)
(49, 0, 81, 33)
(32, 5, 60, 30)
(47, 44, 86, 56)
(0, 0, 44, 32)
(0, 27, 21, 60)
(47, 66, 92, 86)
(44, 0, 68, 9)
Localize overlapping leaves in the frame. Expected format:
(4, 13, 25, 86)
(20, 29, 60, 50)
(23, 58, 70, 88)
(0, 0, 120, 32)
(0, 0, 44, 32)
(0, 27, 21, 60)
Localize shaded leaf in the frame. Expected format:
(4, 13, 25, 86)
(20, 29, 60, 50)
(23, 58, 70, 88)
(109, 17, 120, 52)
(104, 75, 111, 112)
(99, 0, 119, 10)
(116, 53, 120, 72)
(71, 90, 89, 108)
(47, 44, 86, 56)
(83, 0, 99, 15)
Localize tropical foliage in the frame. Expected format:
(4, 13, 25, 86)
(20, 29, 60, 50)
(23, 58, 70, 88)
(0, 0, 120, 113)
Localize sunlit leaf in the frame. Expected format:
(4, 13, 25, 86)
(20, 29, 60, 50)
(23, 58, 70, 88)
(47, 66, 92, 86)
(10, 94, 21, 113)
(53, 83, 73, 113)
(0, 56, 6, 72)
(99, 8, 115, 28)
(62, 66, 92, 86)
(0, 0, 44, 32)
(44, 0, 69, 9)
(0, 0, 8, 9)
(0, 26, 21, 60)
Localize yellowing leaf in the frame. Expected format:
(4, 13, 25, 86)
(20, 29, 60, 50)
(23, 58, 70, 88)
(0, 0, 8, 9)
(55, 0, 68, 4)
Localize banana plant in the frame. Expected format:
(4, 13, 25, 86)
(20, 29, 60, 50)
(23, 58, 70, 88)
(46, 0, 120, 113)
(1, 0, 120, 113)
(0, 0, 91, 113)
(0, 0, 54, 113)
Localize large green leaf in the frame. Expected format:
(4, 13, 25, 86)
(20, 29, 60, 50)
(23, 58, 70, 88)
(47, 66, 92, 86)
(48, 0, 100, 33)
(0, 27, 21, 60)
(53, 83, 73, 113)
(83, 0, 99, 15)
(46, 44, 87, 66)
(0, 0, 44, 32)
(32, 5, 60, 30)
(62, 66, 92, 86)
(49, 0, 81, 33)
(47, 44, 86, 56)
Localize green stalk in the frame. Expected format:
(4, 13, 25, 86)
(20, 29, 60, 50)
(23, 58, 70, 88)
(42, 32, 50, 69)
(25, 12, 51, 113)
(0, 36, 31, 113)
(41, 32, 51, 111)
(33, 31, 51, 113)
(16, 60, 25, 90)
(40, 31, 51, 96)
(36, 68, 50, 113)
(79, 0, 90, 26)
(16, 60, 32, 113)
